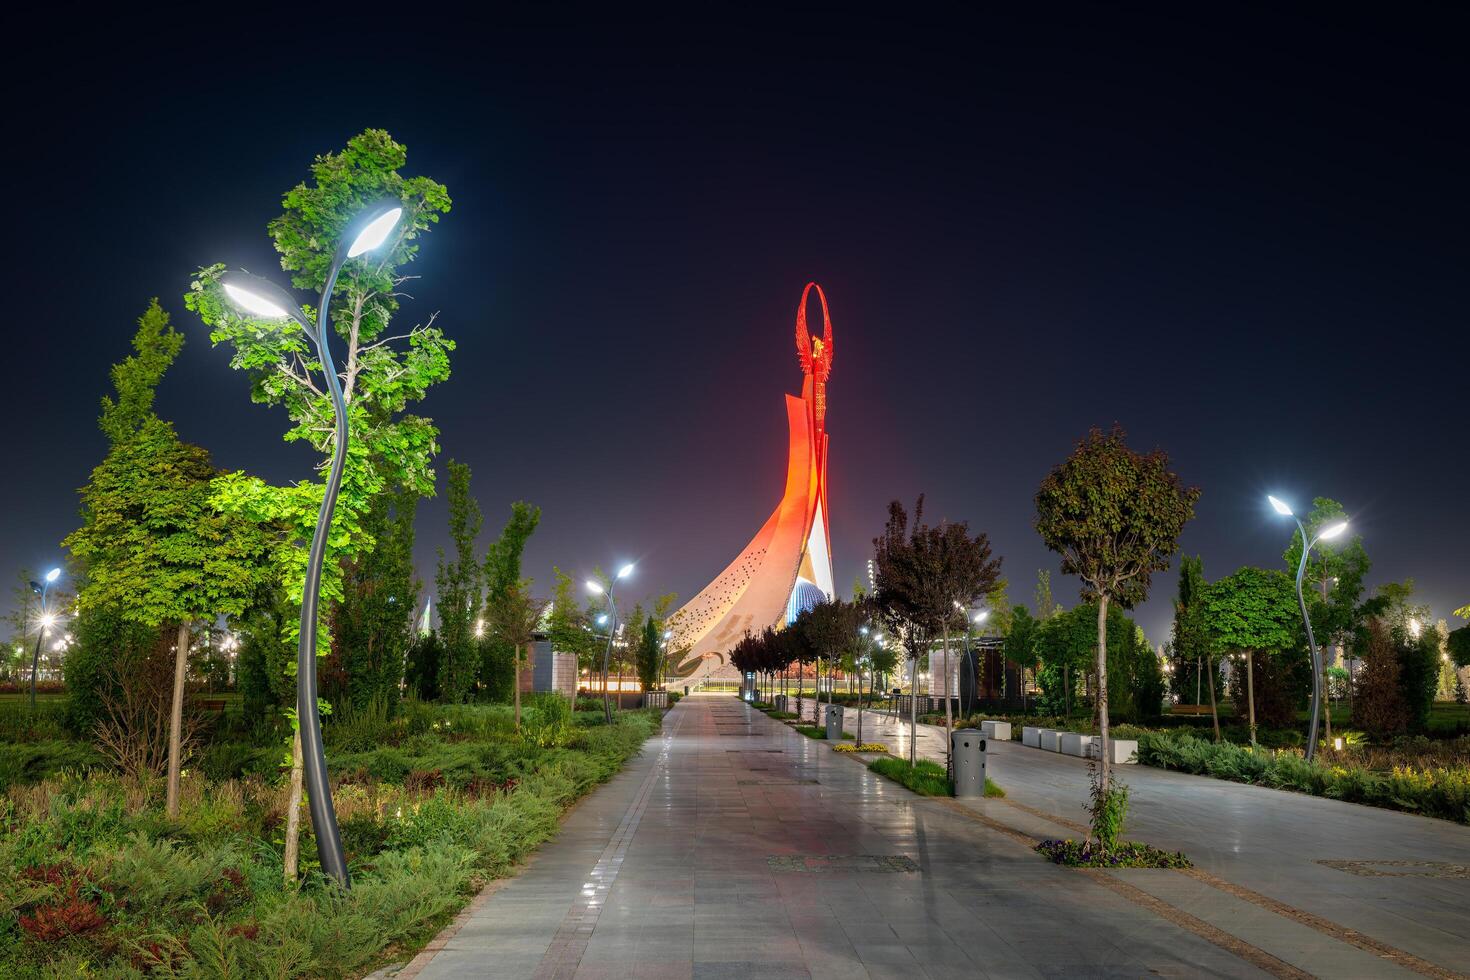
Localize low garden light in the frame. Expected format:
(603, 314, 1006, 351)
(1268, 493, 1350, 764)
(219, 201, 405, 890)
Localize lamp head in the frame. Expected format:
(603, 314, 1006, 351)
(39, 613, 56, 630)
(1319, 521, 1349, 541)
(1267, 495, 1293, 517)
(344, 203, 404, 258)
(44, 568, 61, 583)
(617, 563, 636, 580)
(585, 580, 604, 595)
(596, 614, 609, 626)
(220, 272, 307, 325)
(973, 611, 989, 624)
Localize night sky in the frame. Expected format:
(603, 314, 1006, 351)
(5, 8, 1466, 644)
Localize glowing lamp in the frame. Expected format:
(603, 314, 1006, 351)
(1267, 495, 1293, 516)
(617, 563, 636, 580)
(345, 206, 402, 258)
(44, 568, 61, 583)
(973, 611, 989, 624)
(1319, 521, 1348, 540)
(586, 580, 604, 595)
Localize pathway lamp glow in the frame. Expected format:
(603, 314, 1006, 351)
(1268, 494, 1349, 763)
(219, 201, 404, 889)
(587, 562, 635, 722)
(28, 567, 62, 712)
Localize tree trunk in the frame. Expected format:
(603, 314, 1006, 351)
(857, 665, 866, 744)
(1206, 653, 1221, 741)
(1063, 667, 1071, 718)
(513, 643, 522, 731)
(165, 621, 190, 820)
(283, 728, 304, 882)
(1095, 597, 1112, 789)
(1245, 651, 1257, 745)
(908, 655, 918, 766)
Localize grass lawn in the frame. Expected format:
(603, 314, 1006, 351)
(867, 756, 1004, 798)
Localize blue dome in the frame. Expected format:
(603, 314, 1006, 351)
(785, 578, 828, 625)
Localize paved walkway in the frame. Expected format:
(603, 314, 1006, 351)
(392, 694, 1470, 979)
(796, 699, 1470, 978)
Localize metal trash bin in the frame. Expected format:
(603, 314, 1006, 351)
(951, 728, 987, 798)
(824, 703, 845, 740)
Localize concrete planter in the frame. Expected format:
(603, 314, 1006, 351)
(1088, 738, 1139, 764)
(1060, 732, 1095, 758)
(1038, 729, 1062, 752)
(981, 720, 1012, 741)
(1022, 726, 1041, 748)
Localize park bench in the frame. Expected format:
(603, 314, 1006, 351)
(1170, 704, 1212, 716)
(197, 698, 228, 713)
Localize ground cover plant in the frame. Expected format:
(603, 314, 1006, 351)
(794, 725, 853, 740)
(0, 699, 660, 978)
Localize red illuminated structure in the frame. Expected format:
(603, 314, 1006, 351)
(668, 283, 837, 687)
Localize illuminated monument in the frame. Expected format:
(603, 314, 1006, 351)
(669, 283, 836, 687)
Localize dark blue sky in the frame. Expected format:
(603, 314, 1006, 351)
(4, 7, 1466, 644)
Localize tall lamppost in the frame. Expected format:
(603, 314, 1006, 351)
(219, 202, 405, 889)
(28, 567, 61, 712)
(659, 629, 673, 689)
(587, 563, 635, 723)
(1268, 495, 1348, 763)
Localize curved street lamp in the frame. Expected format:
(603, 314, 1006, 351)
(587, 563, 635, 723)
(28, 567, 62, 713)
(958, 607, 988, 718)
(220, 202, 404, 889)
(1268, 494, 1348, 764)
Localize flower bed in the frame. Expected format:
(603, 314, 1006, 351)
(832, 743, 890, 754)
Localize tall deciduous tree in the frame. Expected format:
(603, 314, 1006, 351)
(187, 130, 453, 875)
(1202, 567, 1299, 744)
(64, 301, 268, 818)
(872, 497, 1001, 767)
(435, 460, 483, 703)
(1035, 426, 1198, 789)
(804, 599, 861, 708)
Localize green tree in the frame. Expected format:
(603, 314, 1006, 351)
(404, 630, 443, 701)
(484, 579, 548, 730)
(435, 461, 482, 703)
(636, 616, 661, 691)
(187, 130, 453, 653)
(1201, 567, 1299, 744)
(1170, 555, 1218, 733)
(332, 485, 418, 712)
(64, 301, 268, 817)
(1035, 426, 1199, 788)
(480, 502, 542, 696)
(1003, 605, 1038, 705)
(1449, 624, 1470, 669)
(186, 132, 453, 868)
(804, 598, 862, 707)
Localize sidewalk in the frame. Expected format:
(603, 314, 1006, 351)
(388, 693, 1466, 979)
(795, 699, 1470, 977)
